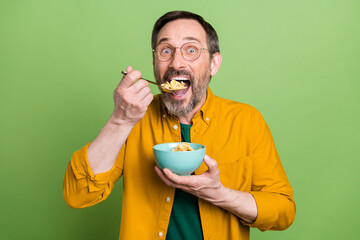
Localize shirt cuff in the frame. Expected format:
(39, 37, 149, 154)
(70, 142, 117, 192)
(240, 191, 278, 231)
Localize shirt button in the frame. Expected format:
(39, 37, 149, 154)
(206, 117, 209, 121)
(173, 125, 178, 130)
(158, 232, 163, 237)
(163, 114, 166, 118)
(166, 197, 171, 202)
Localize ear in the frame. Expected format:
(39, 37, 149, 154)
(210, 52, 222, 76)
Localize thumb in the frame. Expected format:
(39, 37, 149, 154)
(126, 66, 133, 73)
(203, 155, 218, 173)
(119, 66, 141, 88)
(118, 66, 134, 88)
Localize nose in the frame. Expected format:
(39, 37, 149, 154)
(168, 48, 186, 70)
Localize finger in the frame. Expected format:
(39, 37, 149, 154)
(203, 155, 219, 174)
(130, 79, 150, 94)
(163, 168, 193, 186)
(135, 84, 153, 102)
(154, 166, 179, 188)
(126, 80, 153, 105)
(141, 91, 154, 105)
(119, 69, 142, 88)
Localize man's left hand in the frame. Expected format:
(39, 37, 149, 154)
(155, 154, 258, 223)
(154, 155, 227, 203)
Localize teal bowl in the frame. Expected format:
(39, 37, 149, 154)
(153, 142, 206, 176)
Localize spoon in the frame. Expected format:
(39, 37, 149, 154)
(121, 71, 185, 93)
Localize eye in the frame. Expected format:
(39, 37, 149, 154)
(187, 47, 197, 54)
(161, 48, 172, 55)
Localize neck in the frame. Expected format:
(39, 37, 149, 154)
(177, 91, 207, 125)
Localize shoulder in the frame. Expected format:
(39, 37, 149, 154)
(211, 94, 269, 137)
(212, 94, 262, 117)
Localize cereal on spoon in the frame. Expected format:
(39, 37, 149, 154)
(161, 80, 187, 91)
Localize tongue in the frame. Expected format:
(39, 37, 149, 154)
(173, 89, 188, 96)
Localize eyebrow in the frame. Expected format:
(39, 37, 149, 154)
(157, 36, 202, 45)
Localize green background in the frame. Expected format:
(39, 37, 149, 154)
(1, 0, 359, 239)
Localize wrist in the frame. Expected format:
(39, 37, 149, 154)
(211, 185, 243, 210)
(108, 113, 137, 128)
(208, 184, 230, 205)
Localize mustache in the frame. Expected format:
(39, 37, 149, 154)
(162, 69, 193, 83)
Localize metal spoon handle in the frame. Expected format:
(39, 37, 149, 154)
(121, 71, 158, 86)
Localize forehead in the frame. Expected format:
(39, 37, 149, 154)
(157, 19, 207, 46)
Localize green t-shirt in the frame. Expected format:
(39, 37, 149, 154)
(166, 123, 203, 240)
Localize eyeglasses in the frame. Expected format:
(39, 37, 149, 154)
(153, 42, 209, 62)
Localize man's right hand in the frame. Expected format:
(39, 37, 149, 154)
(87, 66, 153, 175)
(111, 66, 154, 127)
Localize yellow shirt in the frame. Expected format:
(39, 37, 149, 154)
(63, 88, 296, 240)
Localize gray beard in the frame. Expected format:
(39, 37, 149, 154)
(155, 69, 211, 117)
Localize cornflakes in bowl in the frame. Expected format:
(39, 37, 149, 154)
(153, 142, 206, 176)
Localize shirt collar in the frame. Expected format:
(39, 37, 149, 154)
(198, 87, 214, 125)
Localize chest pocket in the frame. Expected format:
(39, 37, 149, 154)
(217, 156, 253, 191)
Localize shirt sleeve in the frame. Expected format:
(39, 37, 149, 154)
(241, 111, 296, 231)
(63, 142, 124, 208)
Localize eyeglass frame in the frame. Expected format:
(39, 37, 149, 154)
(152, 42, 209, 62)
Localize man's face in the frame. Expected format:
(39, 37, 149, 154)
(153, 19, 212, 117)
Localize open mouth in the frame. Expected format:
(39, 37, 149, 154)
(166, 76, 191, 96)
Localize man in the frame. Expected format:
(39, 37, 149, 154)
(63, 11, 296, 240)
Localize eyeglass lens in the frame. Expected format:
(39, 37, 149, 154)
(155, 42, 202, 61)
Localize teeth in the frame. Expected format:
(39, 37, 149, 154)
(170, 77, 189, 81)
